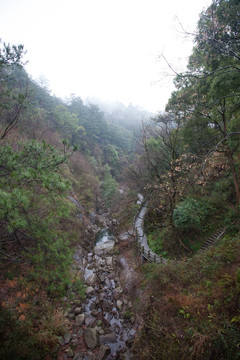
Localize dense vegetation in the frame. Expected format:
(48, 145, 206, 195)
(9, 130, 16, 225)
(128, 0, 240, 257)
(0, 41, 143, 359)
(128, 0, 240, 358)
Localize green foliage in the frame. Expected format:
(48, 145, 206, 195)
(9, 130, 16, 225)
(101, 164, 119, 206)
(147, 229, 168, 258)
(0, 41, 25, 67)
(0, 140, 75, 290)
(224, 206, 240, 234)
(173, 198, 209, 231)
(0, 42, 29, 140)
(53, 104, 86, 147)
(104, 144, 119, 169)
(134, 235, 240, 359)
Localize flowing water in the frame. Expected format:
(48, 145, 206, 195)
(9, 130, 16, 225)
(80, 229, 135, 359)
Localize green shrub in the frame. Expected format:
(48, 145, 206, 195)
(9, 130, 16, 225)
(173, 198, 209, 231)
(224, 207, 240, 234)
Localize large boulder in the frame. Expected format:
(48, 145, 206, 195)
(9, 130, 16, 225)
(75, 313, 85, 326)
(94, 240, 115, 255)
(84, 328, 99, 349)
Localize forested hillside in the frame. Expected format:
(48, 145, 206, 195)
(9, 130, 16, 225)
(0, 0, 240, 359)
(0, 41, 145, 359)
(128, 0, 240, 358)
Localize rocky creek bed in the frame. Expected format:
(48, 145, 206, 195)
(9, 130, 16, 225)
(57, 231, 138, 360)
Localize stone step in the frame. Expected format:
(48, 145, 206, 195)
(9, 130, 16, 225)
(204, 241, 215, 245)
(199, 228, 225, 252)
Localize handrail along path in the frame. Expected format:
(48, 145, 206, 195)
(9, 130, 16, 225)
(134, 198, 225, 264)
(134, 200, 167, 264)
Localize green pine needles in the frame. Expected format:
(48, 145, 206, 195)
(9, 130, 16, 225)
(0, 139, 74, 296)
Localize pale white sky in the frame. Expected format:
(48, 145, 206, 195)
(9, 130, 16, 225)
(0, 0, 212, 112)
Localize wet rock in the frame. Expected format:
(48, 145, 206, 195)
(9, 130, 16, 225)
(86, 274, 97, 286)
(85, 315, 96, 326)
(113, 287, 123, 299)
(117, 256, 138, 295)
(86, 286, 95, 296)
(82, 258, 87, 267)
(71, 334, 79, 346)
(116, 300, 123, 309)
(99, 333, 117, 344)
(126, 329, 136, 345)
(76, 313, 85, 325)
(113, 324, 120, 334)
(84, 328, 99, 349)
(94, 240, 115, 255)
(63, 331, 72, 344)
(96, 344, 111, 360)
(75, 307, 82, 315)
(106, 257, 113, 267)
(112, 219, 117, 226)
(95, 257, 106, 267)
(118, 232, 129, 241)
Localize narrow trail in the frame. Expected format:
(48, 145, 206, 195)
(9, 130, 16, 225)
(134, 199, 167, 264)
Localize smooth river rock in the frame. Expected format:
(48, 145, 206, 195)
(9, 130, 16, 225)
(75, 313, 85, 325)
(84, 328, 99, 349)
(86, 286, 95, 296)
(74, 307, 82, 315)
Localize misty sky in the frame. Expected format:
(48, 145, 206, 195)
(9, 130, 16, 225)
(0, 0, 212, 112)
